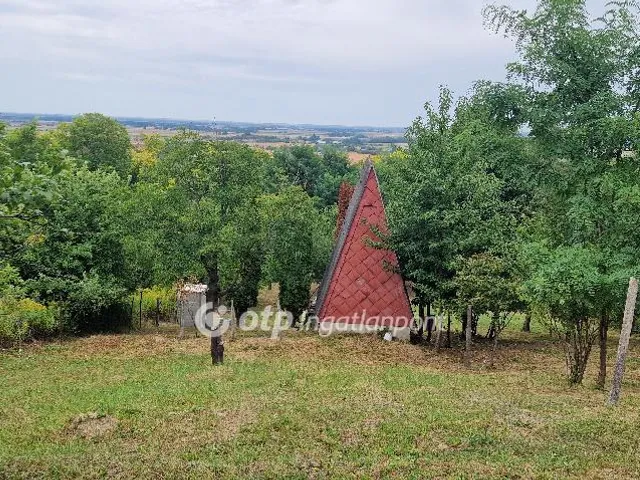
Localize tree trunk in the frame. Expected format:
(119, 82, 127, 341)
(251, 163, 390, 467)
(487, 323, 496, 340)
(410, 302, 423, 345)
(211, 336, 224, 365)
(435, 308, 443, 351)
(206, 261, 221, 306)
(471, 312, 478, 337)
(564, 316, 598, 385)
(464, 305, 472, 367)
(446, 312, 452, 348)
(487, 312, 498, 341)
(522, 313, 531, 333)
(608, 277, 639, 405)
(489, 332, 499, 368)
(206, 260, 224, 366)
(596, 311, 609, 390)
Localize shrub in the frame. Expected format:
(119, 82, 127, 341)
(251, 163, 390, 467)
(0, 297, 59, 346)
(61, 275, 129, 333)
(0, 263, 23, 297)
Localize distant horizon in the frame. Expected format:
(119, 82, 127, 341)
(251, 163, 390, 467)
(0, 111, 407, 132)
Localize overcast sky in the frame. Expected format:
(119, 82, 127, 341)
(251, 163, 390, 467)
(0, 0, 609, 126)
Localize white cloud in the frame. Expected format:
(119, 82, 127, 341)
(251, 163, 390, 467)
(0, 0, 611, 125)
(55, 72, 106, 82)
(1, 0, 513, 75)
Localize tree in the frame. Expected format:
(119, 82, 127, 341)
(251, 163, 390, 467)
(485, 0, 640, 383)
(0, 123, 76, 278)
(122, 132, 269, 314)
(0, 121, 131, 333)
(62, 113, 132, 178)
(0, 123, 68, 223)
(259, 186, 333, 323)
(131, 133, 165, 183)
(377, 86, 527, 336)
(13, 166, 129, 332)
(271, 145, 356, 206)
(455, 252, 520, 367)
(521, 245, 616, 384)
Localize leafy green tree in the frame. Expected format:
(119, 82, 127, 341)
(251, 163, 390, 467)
(485, 0, 640, 383)
(0, 123, 67, 222)
(1, 120, 130, 333)
(0, 123, 75, 272)
(62, 113, 132, 178)
(378, 86, 525, 338)
(455, 252, 520, 366)
(259, 186, 333, 323)
(271, 145, 356, 206)
(271, 145, 323, 195)
(122, 132, 269, 314)
(4, 122, 66, 166)
(13, 166, 129, 332)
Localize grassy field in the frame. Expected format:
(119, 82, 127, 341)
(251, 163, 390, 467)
(2, 321, 640, 479)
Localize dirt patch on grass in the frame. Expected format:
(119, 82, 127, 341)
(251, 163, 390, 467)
(215, 407, 259, 441)
(145, 401, 260, 452)
(65, 413, 117, 440)
(494, 404, 548, 440)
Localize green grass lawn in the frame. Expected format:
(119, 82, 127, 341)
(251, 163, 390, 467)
(2, 322, 640, 479)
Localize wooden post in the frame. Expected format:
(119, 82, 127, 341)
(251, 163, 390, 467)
(464, 305, 472, 367)
(425, 303, 433, 343)
(139, 290, 143, 330)
(229, 300, 237, 341)
(608, 277, 638, 405)
(417, 303, 424, 341)
(597, 310, 609, 390)
(435, 308, 443, 351)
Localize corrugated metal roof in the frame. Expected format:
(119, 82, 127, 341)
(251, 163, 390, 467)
(180, 283, 209, 294)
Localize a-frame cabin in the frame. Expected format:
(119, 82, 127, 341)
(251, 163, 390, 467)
(315, 160, 413, 337)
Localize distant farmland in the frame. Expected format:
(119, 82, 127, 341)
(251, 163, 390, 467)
(0, 112, 407, 156)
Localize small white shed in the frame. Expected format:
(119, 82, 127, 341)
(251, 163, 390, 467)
(177, 283, 208, 330)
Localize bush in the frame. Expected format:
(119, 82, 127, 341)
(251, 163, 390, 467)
(0, 263, 23, 297)
(61, 275, 130, 333)
(0, 297, 59, 346)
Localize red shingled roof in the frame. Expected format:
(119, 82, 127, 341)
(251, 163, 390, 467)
(316, 160, 412, 327)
